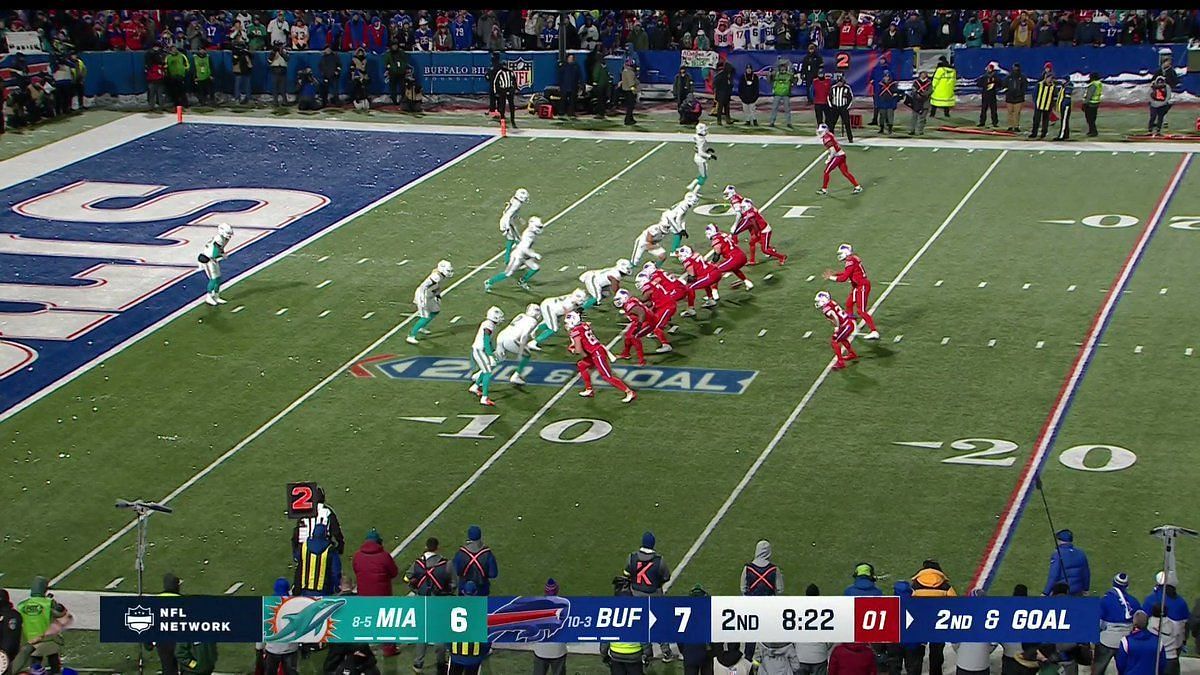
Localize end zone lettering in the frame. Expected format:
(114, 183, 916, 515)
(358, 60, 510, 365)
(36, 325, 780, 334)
(360, 355, 757, 395)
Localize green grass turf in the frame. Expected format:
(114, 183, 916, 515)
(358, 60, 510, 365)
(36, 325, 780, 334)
(2, 113, 1197, 669)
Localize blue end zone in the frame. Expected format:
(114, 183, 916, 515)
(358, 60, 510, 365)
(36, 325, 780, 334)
(0, 123, 489, 418)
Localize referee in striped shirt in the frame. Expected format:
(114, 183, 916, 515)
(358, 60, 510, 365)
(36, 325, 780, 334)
(828, 73, 855, 142)
(491, 56, 517, 127)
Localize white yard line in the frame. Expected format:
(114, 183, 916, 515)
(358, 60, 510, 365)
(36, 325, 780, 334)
(388, 149, 825, 559)
(50, 139, 667, 586)
(666, 149, 1009, 590)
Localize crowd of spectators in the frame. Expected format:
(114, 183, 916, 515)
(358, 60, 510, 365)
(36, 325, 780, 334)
(3, 9, 1198, 58)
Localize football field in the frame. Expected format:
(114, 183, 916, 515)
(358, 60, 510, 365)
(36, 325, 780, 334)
(1, 113, 1197, 616)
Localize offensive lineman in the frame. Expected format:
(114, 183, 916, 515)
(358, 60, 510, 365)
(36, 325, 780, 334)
(198, 223, 233, 306)
(823, 243, 879, 340)
(703, 224, 754, 290)
(675, 245, 720, 308)
(468, 306, 505, 406)
(614, 289, 666, 366)
(494, 303, 542, 385)
(687, 122, 718, 193)
(816, 291, 858, 370)
(579, 259, 634, 311)
(499, 188, 530, 263)
(565, 311, 636, 403)
(485, 216, 545, 291)
(408, 259, 454, 344)
(816, 123, 863, 195)
(529, 288, 588, 349)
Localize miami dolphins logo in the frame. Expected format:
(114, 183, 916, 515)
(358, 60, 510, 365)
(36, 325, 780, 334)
(264, 597, 346, 643)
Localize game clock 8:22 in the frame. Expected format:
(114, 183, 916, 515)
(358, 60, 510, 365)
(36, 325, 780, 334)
(710, 597, 858, 642)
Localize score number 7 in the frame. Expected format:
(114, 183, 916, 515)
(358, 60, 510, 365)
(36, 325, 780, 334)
(675, 607, 691, 632)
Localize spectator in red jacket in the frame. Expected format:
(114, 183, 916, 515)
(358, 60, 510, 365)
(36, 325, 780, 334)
(352, 529, 398, 596)
(829, 642, 876, 675)
(838, 15, 856, 48)
(811, 71, 831, 127)
(855, 16, 875, 48)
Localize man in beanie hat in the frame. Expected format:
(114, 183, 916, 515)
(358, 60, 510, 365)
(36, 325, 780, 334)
(911, 559, 956, 675)
(533, 579, 567, 675)
(13, 577, 70, 675)
(1095, 573, 1137, 675)
(1044, 529, 1089, 596)
(153, 573, 183, 675)
(353, 528, 398, 656)
(601, 576, 645, 674)
(844, 564, 882, 596)
(256, 578, 300, 675)
(977, 62, 1001, 128)
(1143, 571, 1188, 675)
(406, 537, 452, 672)
(623, 532, 675, 663)
(453, 526, 499, 596)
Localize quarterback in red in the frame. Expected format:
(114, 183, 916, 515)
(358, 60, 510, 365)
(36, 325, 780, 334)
(823, 243, 879, 340)
(566, 311, 636, 402)
(725, 186, 787, 265)
(816, 124, 863, 196)
(816, 291, 858, 370)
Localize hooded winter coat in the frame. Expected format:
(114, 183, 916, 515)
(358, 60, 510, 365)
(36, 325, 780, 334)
(740, 540, 784, 595)
(353, 540, 399, 596)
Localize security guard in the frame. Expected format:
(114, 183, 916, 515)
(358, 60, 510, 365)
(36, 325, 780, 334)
(14, 577, 69, 675)
(1054, 78, 1074, 141)
(448, 582, 490, 675)
(406, 537, 453, 673)
(600, 576, 644, 675)
(623, 532, 674, 663)
(1029, 70, 1056, 140)
(0, 589, 21, 675)
(1082, 72, 1103, 137)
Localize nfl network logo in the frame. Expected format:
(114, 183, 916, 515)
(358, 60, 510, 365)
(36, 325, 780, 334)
(506, 58, 533, 91)
(125, 606, 155, 634)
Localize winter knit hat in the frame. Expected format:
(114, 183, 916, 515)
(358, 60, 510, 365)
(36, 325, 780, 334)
(688, 583, 708, 597)
(1113, 572, 1130, 587)
(1056, 529, 1073, 543)
(366, 528, 382, 543)
(273, 577, 291, 595)
(467, 525, 482, 541)
(641, 531, 655, 549)
(545, 578, 559, 595)
(461, 580, 478, 596)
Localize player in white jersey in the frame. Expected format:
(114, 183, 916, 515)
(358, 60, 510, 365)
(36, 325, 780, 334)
(494, 303, 542, 385)
(661, 191, 699, 253)
(632, 222, 670, 267)
(687, 123, 718, 193)
(198, 224, 234, 306)
(468, 306, 505, 406)
(529, 288, 587, 350)
(578, 258, 633, 311)
(499, 188, 529, 263)
(485, 216, 545, 291)
(407, 259, 454, 344)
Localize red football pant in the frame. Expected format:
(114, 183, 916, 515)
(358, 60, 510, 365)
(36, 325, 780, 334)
(832, 322, 856, 365)
(749, 229, 786, 263)
(669, 285, 695, 308)
(687, 270, 721, 296)
(653, 303, 677, 333)
(578, 352, 631, 393)
(620, 322, 664, 363)
(716, 251, 749, 282)
(845, 283, 876, 332)
(823, 155, 859, 189)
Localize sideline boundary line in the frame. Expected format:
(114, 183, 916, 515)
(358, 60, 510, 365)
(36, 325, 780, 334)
(969, 152, 1193, 593)
(666, 149, 1010, 590)
(48, 138, 665, 586)
(389, 150, 827, 559)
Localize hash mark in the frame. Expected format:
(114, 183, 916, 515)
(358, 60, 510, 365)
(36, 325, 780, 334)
(224, 582, 243, 594)
(764, 273, 774, 281)
(104, 577, 124, 590)
(893, 334, 903, 343)
(362, 312, 375, 320)
(275, 308, 288, 316)
(802, 330, 812, 339)
(757, 329, 767, 337)
(316, 279, 332, 288)
(317, 255, 330, 263)
(987, 339, 997, 348)
(398, 259, 410, 266)
(318, 310, 331, 318)
(935, 279, 944, 287)
(668, 325, 679, 334)
(356, 257, 369, 264)
(941, 337, 950, 345)
(231, 305, 245, 313)
(1036, 340, 1045, 349)
(1134, 345, 1143, 354)
(806, 275, 815, 282)
(450, 315, 462, 324)
(1022, 283, 1032, 290)
(1067, 284, 1077, 292)
(713, 327, 723, 335)
(558, 265, 569, 272)
(977, 281, 987, 288)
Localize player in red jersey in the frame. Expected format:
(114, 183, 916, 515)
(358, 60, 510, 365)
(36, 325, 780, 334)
(815, 124, 862, 196)
(815, 291, 858, 370)
(730, 197, 787, 265)
(703, 223, 753, 290)
(565, 311, 636, 402)
(638, 263, 681, 345)
(613, 289, 668, 365)
(823, 242, 879, 339)
(676, 245, 720, 308)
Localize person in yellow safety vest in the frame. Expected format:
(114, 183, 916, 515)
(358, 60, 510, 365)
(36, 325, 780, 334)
(911, 560, 957, 675)
(930, 55, 957, 119)
(601, 576, 645, 675)
(294, 523, 342, 597)
(1029, 70, 1057, 140)
(13, 576, 72, 675)
(1082, 72, 1103, 137)
(447, 581, 490, 675)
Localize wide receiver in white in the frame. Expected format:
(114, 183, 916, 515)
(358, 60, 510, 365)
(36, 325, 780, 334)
(494, 303, 542, 385)
(408, 259, 454, 344)
(529, 288, 588, 350)
(499, 188, 529, 264)
(687, 122, 718, 194)
(198, 223, 233, 306)
(468, 306, 505, 406)
(485, 216, 545, 291)
(578, 258, 633, 311)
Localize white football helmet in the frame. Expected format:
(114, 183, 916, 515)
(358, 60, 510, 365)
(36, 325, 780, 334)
(437, 260, 454, 277)
(526, 303, 542, 320)
(683, 191, 699, 208)
(675, 245, 694, 260)
(613, 289, 631, 308)
(704, 223, 719, 240)
(723, 185, 738, 200)
(616, 258, 633, 276)
(816, 123, 830, 137)
(514, 188, 529, 203)
(814, 291, 831, 308)
(217, 223, 234, 240)
(641, 261, 657, 274)
(528, 216, 544, 232)
(570, 288, 587, 306)
(635, 273, 650, 290)
(837, 243, 853, 261)
(696, 122, 708, 136)
(486, 306, 505, 323)
(564, 311, 582, 330)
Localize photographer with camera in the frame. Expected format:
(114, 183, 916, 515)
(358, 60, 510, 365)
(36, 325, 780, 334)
(296, 68, 320, 111)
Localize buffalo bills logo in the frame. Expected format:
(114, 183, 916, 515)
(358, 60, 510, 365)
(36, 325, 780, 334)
(487, 596, 571, 642)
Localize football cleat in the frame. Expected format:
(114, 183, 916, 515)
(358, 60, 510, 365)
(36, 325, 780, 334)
(816, 188, 828, 196)
(437, 259, 454, 277)
(578, 388, 595, 398)
(527, 341, 543, 352)
(743, 279, 754, 291)
(514, 188, 529, 203)
(479, 397, 496, 407)
(814, 291, 831, 308)
(204, 293, 218, 306)
(406, 335, 420, 345)
(837, 243, 853, 261)
(865, 331, 880, 340)
(564, 311, 582, 330)
(655, 343, 673, 353)
(468, 383, 481, 396)
(853, 185, 864, 194)
(214, 295, 228, 304)
(680, 308, 696, 317)
(509, 373, 526, 385)
(702, 296, 717, 308)
(622, 390, 637, 403)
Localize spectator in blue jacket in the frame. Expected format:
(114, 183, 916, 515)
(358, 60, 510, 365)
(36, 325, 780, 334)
(1116, 611, 1167, 675)
(1044, 529, 1090, 596)
(452, 525, 499, 596)
(873, 70, 901, 135)
(844, 563, 883, 596)
(1096, 573, 1139, 675)
(557, 54, 581, 119)
(1143, 572, 1189, 672)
